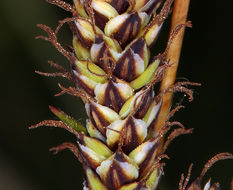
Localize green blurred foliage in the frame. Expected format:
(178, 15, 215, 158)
(0, 0, 232, 189)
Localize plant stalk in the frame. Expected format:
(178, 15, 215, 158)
(153, 0, 191, 135)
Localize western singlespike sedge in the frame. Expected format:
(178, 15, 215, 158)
(30, 0, 233, 189)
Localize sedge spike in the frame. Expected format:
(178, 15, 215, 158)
(31, 0, 233, 189)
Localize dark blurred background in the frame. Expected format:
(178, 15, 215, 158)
(0, 0, 232, 189)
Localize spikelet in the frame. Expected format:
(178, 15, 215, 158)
(31, 0, 232, 189)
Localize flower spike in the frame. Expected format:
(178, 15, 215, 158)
(33, 0, 232, 189)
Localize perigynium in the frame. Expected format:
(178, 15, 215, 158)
(30, 0, 233, 189)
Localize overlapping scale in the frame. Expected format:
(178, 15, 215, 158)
(105, 12, 148, 48)
(132, 0, 162, 14)
(94, 78, 134, 112)
(107, 0, 129, 14)
(113, 38, 149, 81)
(90, 34, 121, 71)
(72, 59, 107, 96)
(129, 137, 160, 177)
(86, 100, 120, 136)
(84, 167, 108, 190)
(77, 133, 113, 169)
(96, 151, 139, 190)
(106, 116, 148, 153)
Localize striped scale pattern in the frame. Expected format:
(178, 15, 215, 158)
(32, 0, 233, 189)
